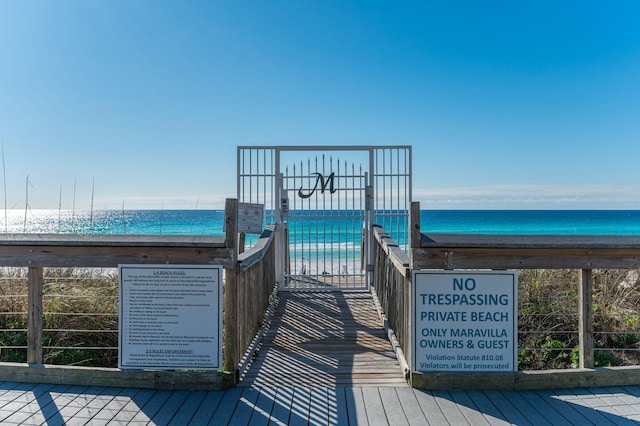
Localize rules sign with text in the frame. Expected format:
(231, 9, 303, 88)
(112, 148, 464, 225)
(118, 264, 223, 370)
(413, 270, 518, 372)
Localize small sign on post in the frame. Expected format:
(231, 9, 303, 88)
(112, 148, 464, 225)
(237, 202, 264, 234)
(413, 270, 518, 373)
(118, 264, 223, 370)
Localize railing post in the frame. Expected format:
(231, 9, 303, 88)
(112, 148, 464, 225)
(27, 267, 44, 364)
(409, 202, 419, 376)
(579, 268, 594, 368)
(223, 198, 239, 377)
(410, 201, 421, 250)
(238, 233, 246, 255)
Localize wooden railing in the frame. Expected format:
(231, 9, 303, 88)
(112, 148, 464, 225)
(372, 225, 411, 376)
(408, 201, 640, 389)
(0, 198, 278, 390)
(225, 223, 278, 377)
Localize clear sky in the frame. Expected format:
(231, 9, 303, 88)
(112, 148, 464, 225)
(1, 1, 639, 210)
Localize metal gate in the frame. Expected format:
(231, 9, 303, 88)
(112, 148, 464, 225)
(237, 146, 412, 291)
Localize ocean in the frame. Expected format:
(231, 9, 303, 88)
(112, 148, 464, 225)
(419, 210, 640, 235)
(8, 209, 638, 276)
(8, 209, 640, 236)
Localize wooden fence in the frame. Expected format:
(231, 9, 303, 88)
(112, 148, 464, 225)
(5, 195, 640, 391)
(0, 198, 277, 390)
(407, 201, 640, 389)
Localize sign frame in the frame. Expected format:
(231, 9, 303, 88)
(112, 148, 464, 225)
(412, 270, 518, 373)
(118, 264, 223, 370)
(237, 202, 265, 234)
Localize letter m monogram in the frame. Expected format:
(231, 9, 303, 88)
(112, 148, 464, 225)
(298, 172, 337, 199)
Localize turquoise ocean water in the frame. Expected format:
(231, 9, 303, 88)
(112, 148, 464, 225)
(8, 209, 638, 270)
(9, 209, 640, 236)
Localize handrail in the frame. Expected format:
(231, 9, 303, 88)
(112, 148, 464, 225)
(0, 234, 232, 268)
(231, 223, 278, 378)
(372, 225, 412, 377)
(238, 225, 275, 271)
(415, 233, 640, 270)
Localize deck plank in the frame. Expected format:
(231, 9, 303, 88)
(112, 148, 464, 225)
(327, 387, 348, 426)
(179, 390, 223, 425)
(267, 387, 294, 426)
(581, 389, 639, 426)
(128, 390, 172, 424)
(361, 387, 389, 426)
(289, 387, 311, 426)
(481, 390, 532, 425)
(308, 387, 329, 426)
(520, 390, 577, 425)
(552, 388, 619, 425)
(394, 387, 427, 425)
(206, 387, 243, 426)
(379, 387, 409, 426)
(151, 389, 190, 425)
(166, 390, 207, 426)
(229, 386, 261, 426)
(536, 389, 598, 425)
(431, 390, 470, 425)
(464, 390, 510, 425)
(412, 389, 449, 426)
(345, 387, 368, 425)
(248, 387, 277, 426)
(448, 390, 491, 425)
(621, 385, 640, 398)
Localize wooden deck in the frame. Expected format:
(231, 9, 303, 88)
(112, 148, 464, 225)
(241, 291, 407, 387)
(3, 381, 640, 425)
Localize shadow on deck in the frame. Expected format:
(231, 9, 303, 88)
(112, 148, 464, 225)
(240, 290, 408, 388)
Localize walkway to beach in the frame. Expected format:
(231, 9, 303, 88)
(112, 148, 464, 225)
(240, 291, 408, 387)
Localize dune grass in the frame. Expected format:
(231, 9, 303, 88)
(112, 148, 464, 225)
(0, 267, 639, 370)
(0, 267, 118, 367)
(518, 268, 640, 369)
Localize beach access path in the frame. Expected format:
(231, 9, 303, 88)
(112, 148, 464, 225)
(2, 381, 640, 425)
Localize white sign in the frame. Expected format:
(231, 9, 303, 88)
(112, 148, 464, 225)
(118, 264, 222, 370)
(238, 202, 264, 234)
(413, 270, 518, 373)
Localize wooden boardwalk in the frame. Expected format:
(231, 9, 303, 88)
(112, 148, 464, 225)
(240, 291, 407, 387)
(3, 381, 640, 425)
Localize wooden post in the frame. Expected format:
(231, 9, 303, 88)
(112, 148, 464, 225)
(27, 267, 44, 364)
(410, 201, 421, 250)
(238, 232, 246, 255)
(223, 199, 239, 377)
(579, 269, 594, 368)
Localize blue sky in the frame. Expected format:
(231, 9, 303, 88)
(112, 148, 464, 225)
(1, 1, 639, 210)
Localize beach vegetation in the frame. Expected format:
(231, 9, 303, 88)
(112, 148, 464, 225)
(0, 267, 640, 370)
(0, 267, 118, 367)
(518, 268, 640, 370)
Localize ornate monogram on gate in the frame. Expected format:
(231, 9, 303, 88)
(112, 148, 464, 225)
(297, 172, 337, 199)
